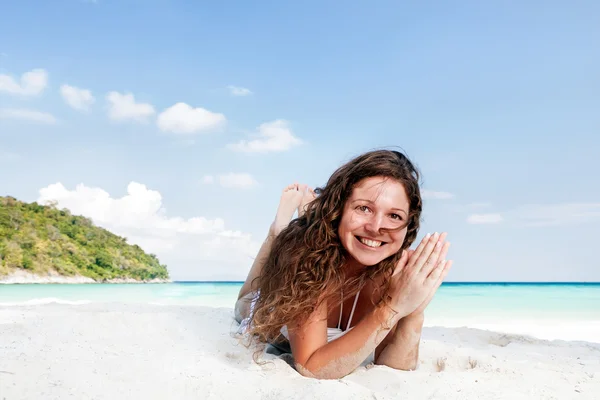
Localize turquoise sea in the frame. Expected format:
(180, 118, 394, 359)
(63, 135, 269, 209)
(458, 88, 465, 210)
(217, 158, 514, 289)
(1, 282, 599, 342)
(1, 282, 598, 320)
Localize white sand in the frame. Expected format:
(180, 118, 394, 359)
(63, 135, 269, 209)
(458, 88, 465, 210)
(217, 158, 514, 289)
(0, 269, 170, 284)
(0, 304, 598, 400)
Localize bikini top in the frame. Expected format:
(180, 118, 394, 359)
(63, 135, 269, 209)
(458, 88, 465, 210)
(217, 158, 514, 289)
(280, 289, 361, 343)
(326, 288, 361, 342)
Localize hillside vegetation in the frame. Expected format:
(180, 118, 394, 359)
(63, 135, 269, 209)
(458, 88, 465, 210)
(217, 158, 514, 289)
(0, 196, 169, 281)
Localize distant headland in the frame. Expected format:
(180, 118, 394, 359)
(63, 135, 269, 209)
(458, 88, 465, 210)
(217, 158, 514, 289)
(0, 196, 170, 284)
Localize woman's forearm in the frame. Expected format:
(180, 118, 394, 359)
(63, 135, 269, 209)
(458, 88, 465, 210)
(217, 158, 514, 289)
(374, 313, 424, 370)
(295, 305, 405, 379)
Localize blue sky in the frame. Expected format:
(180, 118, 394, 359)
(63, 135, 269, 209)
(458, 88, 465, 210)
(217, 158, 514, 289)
(1, 0, 599, 281)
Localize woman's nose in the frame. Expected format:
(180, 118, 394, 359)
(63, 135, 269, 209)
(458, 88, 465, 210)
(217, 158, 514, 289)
(364, 214, 384, 234)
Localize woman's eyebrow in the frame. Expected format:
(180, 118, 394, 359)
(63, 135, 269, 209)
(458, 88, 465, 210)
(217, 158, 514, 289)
(352, 199, 408, 215)
(391, 207, 408, 216)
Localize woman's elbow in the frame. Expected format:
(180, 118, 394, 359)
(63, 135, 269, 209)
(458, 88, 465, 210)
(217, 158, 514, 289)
(294, 362, 348, 380)
(374, 357, 418, 371)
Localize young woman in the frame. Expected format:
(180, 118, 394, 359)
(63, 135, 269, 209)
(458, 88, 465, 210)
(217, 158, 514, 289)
(235, 150, 452, 379)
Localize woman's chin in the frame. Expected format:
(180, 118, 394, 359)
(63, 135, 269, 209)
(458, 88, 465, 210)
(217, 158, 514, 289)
(347, 251, 387, 267)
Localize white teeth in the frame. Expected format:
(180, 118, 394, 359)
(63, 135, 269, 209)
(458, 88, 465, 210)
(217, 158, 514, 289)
(359, 237, 382, 248)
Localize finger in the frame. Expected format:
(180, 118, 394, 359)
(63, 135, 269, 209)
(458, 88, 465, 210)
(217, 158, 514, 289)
(426, 240, 450, 274)
(420, 261, 451, 310)
(426, 259, 448, 284)
(430, 259, 452, 288)
(423, 239, 450, 277)
(392, 249, 410, 275)
(437, 241, 451, 265)
(408, 232, 433, 266)
(442, 260, 453, 278)
(411, 232, 439, 270)
(417, 232, 447, 274)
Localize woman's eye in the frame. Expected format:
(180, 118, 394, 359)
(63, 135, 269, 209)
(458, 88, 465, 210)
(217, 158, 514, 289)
(357, 205, 370, 213)
(390, 214, 402, 220)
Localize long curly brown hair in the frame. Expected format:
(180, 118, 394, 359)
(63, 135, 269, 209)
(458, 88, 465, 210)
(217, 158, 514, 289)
(248, 149, 423, 345)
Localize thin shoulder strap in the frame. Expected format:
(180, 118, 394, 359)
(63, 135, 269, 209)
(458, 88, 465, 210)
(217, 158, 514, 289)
(337, 289, 343, 329)
(346, 290, 360, 329)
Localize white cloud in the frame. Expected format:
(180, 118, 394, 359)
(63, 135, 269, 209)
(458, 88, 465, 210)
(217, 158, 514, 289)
(0, 68, 48, 96)
(0, 108, 57, 124)
(513, 203, 600, 226)
(467, 213, 503, 224)
(464, 203, 600, 226)
(422, 190, 455, 200)
(60, 84, 95, 111)
(218, 173, 257, 189)
(157, 102, 226, 134)
(227, 119, 302, 153)
(227, 85, 252, 96)
(106, 91, 155, 122)
(201, 175, 215, 184)
(37, 182, 260, 280)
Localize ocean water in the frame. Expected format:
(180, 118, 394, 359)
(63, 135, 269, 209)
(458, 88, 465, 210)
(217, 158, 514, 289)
(2, 282, 599, 341)
(0, 282, 598, 319)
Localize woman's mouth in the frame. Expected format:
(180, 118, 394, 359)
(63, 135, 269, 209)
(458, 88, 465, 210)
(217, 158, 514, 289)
(355, 236, 386, 249)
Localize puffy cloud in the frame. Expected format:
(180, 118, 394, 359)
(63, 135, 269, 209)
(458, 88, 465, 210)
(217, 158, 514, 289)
(37, 182, 260, 280)
(422, 190, 455, 200)
(227, 85, 252, 96)
(106, 91, 155, 122)
(0, 68, 48, 96)
(0, 108, 57, 124)
(227, 119, 302, 153)
(157, 102, 226, 134)
(467, 213, 503, 224)
(60, 84, 95, 111)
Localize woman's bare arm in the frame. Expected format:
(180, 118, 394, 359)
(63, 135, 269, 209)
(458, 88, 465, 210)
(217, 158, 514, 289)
(290, 233, 449, 379)
(288, 301, 405, 379)
(374, 312, 424, 370)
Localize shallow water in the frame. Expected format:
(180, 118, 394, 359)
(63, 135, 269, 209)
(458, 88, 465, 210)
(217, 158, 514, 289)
(1, 282, 598, 320)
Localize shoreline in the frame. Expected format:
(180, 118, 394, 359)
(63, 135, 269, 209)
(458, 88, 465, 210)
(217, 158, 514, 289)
(0, 270, 171, 284)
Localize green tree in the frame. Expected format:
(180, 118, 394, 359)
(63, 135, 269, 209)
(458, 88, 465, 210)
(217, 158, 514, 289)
(0, 196, 169, 281)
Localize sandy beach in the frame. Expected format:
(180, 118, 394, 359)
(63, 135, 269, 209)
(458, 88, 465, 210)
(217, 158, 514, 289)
(0, 270, 171, 284)
(1, 303, 598, 400)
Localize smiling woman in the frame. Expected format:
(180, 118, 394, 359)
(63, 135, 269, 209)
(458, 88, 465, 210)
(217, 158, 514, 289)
(234, 149, 452, 379)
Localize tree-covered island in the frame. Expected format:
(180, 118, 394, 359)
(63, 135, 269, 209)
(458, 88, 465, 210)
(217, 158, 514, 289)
(0, 196, 169, 283)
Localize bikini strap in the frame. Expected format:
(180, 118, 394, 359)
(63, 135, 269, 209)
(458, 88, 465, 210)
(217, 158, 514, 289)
(346, 290, 360, 329)
(337, 289, 343, 329)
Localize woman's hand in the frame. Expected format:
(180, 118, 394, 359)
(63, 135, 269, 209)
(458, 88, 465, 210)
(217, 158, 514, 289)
(409, 255, 452, 317)
(387, 232, 451, 317)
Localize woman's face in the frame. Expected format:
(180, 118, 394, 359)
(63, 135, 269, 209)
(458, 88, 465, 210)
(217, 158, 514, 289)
(338, 176, 410, 267)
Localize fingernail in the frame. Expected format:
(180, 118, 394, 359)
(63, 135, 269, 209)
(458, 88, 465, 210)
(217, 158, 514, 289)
(424, 233, 430, 239)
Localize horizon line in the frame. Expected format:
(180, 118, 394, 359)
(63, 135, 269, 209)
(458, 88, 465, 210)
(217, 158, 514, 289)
(171, 280, 600, 284)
